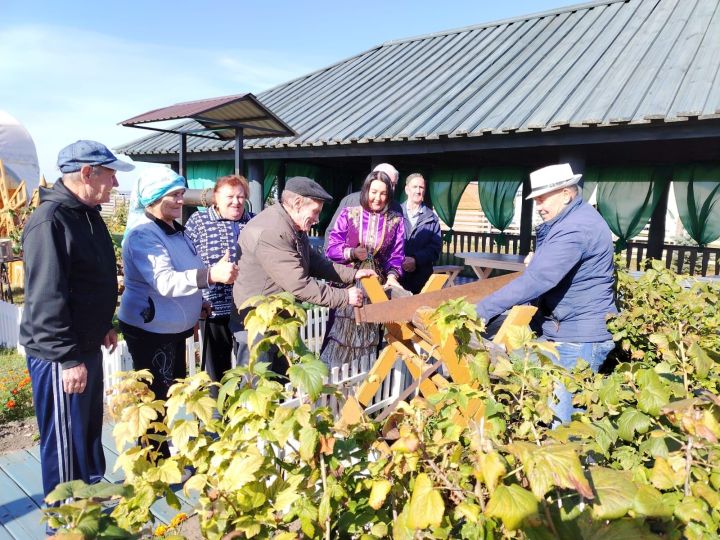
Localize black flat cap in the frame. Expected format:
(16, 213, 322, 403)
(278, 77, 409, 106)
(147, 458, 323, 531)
(284, 176, 333, 202)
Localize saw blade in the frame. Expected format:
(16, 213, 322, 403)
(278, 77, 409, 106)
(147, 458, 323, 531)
(355, 272, 520, 323)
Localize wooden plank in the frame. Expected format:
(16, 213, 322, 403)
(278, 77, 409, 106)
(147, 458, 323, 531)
(0, 468, 45, 540)
(0, 451, 45, 508)
(492, 305, 538, 352)
(356, 346, 398, 406)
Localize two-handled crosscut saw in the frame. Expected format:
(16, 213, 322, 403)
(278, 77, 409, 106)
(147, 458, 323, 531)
(338, 272, 537, 431)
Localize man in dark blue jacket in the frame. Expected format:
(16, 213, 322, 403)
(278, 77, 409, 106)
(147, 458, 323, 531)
(476, 163, 616, 423)
(21, 140, 133, 511)
(399, 173, 442, 294)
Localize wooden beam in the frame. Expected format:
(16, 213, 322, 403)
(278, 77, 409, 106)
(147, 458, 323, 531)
(647, 176, 671, 261)
(247, 159, 264, 213)
(234, 128, 244, 176)
(519, 177, 534, 255)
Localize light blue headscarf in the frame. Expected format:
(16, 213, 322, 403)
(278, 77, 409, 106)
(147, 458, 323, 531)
(123, 166, 187, 244)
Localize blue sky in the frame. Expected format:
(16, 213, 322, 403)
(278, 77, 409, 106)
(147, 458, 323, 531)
(2, 0, 568, 191)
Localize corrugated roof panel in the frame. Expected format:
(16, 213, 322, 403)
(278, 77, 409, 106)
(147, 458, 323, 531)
(607, 0, 698, 122)
(117, 0, 720, 157)
(429, 16, 558, 135)
(523, 2, 623, 128)
(668, 0, 720, 116)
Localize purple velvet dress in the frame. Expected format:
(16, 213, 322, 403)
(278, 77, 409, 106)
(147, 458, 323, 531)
(320, 206, 405, 370)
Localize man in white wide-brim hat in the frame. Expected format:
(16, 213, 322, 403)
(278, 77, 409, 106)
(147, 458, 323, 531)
(476, 163, 616, 424)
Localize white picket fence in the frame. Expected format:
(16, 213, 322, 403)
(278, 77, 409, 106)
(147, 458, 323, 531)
(0, 300, 23, 350)
(1, 300, 405, 416)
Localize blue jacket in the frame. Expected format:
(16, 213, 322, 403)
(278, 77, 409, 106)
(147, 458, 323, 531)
(476, 196, 616, 342)
(400, 203, 442, 294)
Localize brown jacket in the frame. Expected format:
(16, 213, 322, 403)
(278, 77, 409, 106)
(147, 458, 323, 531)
(233, 203, 356, 313)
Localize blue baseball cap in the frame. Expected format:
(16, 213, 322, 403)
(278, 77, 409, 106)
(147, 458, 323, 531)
(57, 140, 135, 173)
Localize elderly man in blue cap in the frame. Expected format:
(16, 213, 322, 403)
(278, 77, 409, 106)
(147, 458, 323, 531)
(476, 163, 617, 424)
(20, 140, 133, 510)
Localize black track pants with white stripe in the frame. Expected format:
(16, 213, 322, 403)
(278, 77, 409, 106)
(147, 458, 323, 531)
(27, 352, 105, 500)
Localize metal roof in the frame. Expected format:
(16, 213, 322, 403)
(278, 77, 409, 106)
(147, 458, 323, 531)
(119, 93, 295, 140)
(118, 0, 720, 156)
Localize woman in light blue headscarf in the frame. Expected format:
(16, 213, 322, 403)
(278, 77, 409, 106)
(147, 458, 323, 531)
(118, 166, 237, 458)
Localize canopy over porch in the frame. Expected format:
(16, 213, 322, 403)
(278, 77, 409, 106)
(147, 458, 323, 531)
(119, 93, 295, 210)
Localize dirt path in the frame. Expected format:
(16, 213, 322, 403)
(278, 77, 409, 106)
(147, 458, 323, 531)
(0, 416, 38, 454)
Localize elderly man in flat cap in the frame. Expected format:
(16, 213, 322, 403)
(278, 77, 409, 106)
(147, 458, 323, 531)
(20, 140, 133, 516)
(232, 176, 375, 375)
(476, 163, 616, 424)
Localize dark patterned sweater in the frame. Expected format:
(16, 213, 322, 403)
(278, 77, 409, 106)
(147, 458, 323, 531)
(185, 206, 254, 318)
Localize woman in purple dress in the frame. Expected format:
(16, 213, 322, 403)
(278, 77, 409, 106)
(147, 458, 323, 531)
(320, 170, 405, 369)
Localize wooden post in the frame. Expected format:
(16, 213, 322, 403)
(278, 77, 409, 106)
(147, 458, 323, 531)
(647, 177, 671, 262)
(277, 160, 286, 198)
(247, 159, 264, 213)
(179, 133, 194, 224)
(234, 128, 244, 176)
(519, 177, 534, 255)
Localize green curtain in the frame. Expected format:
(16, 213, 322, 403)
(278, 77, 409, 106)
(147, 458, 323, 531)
(263, 159, 280, 202)
(284, 163, 352, 231)
(428, 168, 475, 239)
(596, 166, 666, 252)
(673, 164, 720, 246)
(476, 167, 524, 235)
(581, 167, 600, 203)
(186, 161, 234, 189)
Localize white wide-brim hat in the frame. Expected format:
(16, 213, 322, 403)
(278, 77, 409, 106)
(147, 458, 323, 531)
(526, 163, 582, 199)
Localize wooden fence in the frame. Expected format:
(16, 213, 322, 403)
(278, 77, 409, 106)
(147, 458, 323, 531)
(438, 231, 720, 277)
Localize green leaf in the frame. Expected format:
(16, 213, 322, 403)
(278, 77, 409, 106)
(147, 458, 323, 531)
(577, 514, 657, 539)
(485, 484, 538, 531)
(407, 473, 445, 529)
(507, 442, 593, 499)
(287, 355, 328, 401)
(589, 467, 637, 520)
(616, 408, 652, 442)
(637, 380, 670, 417)
(688, 342, 713, 380)
(674, 496, 712, 526)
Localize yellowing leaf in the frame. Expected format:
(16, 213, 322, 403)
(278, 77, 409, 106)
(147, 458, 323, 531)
(650, 457, 685, 490)
(633, 485, 673, 518)
(183, 474, 207, 496)
(485, 484, 538, 530)
(507, 442, 593, 499)
(476, 451, 506, 494)
(299, 426, 318, 462)
(407, 473, 444, 529)
(369, 479, 392, 510)
(157, 459, 182, 485)
(220, 452, 264, 491)
(169, 419, 199, 452)
(186, 396, 216, 425)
